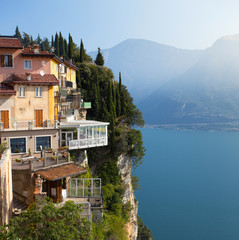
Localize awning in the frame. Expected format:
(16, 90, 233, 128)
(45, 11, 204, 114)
(35, 164, 86, 181)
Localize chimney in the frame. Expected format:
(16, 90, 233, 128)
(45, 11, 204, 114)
(33, 44, 39, 54)
(26, 73, 31, 81)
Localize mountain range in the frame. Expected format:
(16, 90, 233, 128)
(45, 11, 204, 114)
(89, 36, 239, 129)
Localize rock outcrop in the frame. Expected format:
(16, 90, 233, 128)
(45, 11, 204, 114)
(118, 154, 138, 240)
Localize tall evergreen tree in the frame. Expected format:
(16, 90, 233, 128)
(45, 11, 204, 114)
(64, 39, 68, 58)
(119, 72, 122, 95)
(95, 48, 104, 66)
(79, 39, 86, 63)
(51, 35, 54, 48)
(30, 36, 34, 46)
(116, 85, 121, 117)
(68, 34, 73, 59)
(22, 32, 31, 48)
(35, 34, 42, 46)
(54, 32, 60, 56)
(41, 38, 51, 52)
(59, 32, 65, 57)
(15, 26, 22, 41)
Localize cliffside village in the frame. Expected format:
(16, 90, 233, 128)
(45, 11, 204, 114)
(0, 36, 109, 225)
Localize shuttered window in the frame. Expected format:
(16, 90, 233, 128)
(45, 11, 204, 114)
(0, 55, 13, 67)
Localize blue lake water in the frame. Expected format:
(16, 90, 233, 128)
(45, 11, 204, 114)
(134, 128, 239, 240)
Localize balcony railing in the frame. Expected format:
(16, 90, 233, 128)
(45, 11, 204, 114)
(0, 120, 58, 131)
(68, 137, 107, 150)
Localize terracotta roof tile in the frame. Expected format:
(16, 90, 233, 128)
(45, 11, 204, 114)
(0, 84, 16, 95)
(0, 36, 22, 49)
(4, 74, 59, 86)
(35, 164, 86, 181)
(21, 49, 55, 57)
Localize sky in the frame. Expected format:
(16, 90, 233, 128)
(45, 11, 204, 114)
(1, 0, 239, 51)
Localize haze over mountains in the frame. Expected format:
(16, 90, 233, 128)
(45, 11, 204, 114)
(89, 36, 239, 129)
(89, 39, 202, 103)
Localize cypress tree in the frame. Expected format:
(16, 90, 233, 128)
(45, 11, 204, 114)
(15, 26, 22, 41)
(30, 36, 34, 46)
(54, 32, 59, 56)
(113, 82, 116, 107)
(36, 34, 42, 46)
(116, 85, 121, 117)
(22, 32, 31, 48)
(79, 39, 86, 63)
(59, 32, 65, 57)
(95, 48, 104, 66)
(119, 72, 122, 95)
(64, 39, 68, 58)
(51, 35, 54, 48)
(68, 34, 73, 59)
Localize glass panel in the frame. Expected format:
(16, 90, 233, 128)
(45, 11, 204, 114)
(77, 179, 84, 197)
(70, 179, 76, 196)
(80, 127, 87, 139)
(10, 138, 26, 153)
(36, 136, 51, 151)
(87, 127, 92, 139)
(73, 131, 78, 140)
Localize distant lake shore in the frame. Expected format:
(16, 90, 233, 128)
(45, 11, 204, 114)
(145, 122, 239, 132)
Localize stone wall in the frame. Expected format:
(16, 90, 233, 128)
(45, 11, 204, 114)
(0, 149, 13, 225)
(118, 154, 138, 240)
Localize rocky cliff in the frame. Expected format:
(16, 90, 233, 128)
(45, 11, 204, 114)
(118, 154, 138, 240)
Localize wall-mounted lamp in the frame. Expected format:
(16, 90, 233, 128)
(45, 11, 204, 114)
(30, 136, 32, 139)
(4, 138, 6, 141)
(54, 135, 56, 138)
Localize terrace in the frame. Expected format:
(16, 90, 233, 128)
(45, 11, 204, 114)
(0, 120, 58, 132)
(60, 120, 109, 150)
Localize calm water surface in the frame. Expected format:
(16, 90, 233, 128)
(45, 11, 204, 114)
(134, 128, 239, 240)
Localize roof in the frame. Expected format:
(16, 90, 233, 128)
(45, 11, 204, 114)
(63, 59, 79, 70)
(0, 36, 22, 49)
(0, 84, 16, 95)
(4, 74, 59, 86)
(60, 120, 109, 128)
(35, 164, 86, 181)
(21, 48, 55, 57)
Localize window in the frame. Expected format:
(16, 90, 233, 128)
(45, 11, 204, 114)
(18, 86, 25, 97)
(24, 60, 32, 69)
(35, 87, 42, 97)
(52, 62, 54, 71)
(10, 138, 26, 153)
(36, 136, 51, 151)
(0, 54, 13, 68)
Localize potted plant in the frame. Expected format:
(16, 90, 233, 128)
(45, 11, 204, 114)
(0, 143, 7, 158)
(46, 147, 53, 153)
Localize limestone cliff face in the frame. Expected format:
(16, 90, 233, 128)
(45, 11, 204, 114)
(118, 154, 138, 240)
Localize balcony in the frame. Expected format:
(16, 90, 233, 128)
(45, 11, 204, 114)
(69, 137, 108, 150)
(0, 120, 58, 131)
(60, 120, 109, 150)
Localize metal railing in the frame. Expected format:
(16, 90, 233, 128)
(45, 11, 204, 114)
(0, 120, 58, 131)
(68, 137, 107, 150)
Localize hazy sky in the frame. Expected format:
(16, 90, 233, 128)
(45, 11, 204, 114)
(1, 0, 239, 51)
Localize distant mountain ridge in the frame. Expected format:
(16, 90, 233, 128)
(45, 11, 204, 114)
(89, 36, 239, 129)
(89, 39, 202, 103)
(139, 34, 239, 127)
